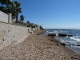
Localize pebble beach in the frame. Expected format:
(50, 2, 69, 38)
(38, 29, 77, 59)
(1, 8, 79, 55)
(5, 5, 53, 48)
(0, 30, 80, 60)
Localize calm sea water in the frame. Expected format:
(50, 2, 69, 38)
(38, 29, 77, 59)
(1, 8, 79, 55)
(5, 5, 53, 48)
(45, 29, 80, 55)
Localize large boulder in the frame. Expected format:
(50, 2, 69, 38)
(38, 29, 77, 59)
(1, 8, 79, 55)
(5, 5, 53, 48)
(48, 33, 56, 36)
(58, 33, 67, 37)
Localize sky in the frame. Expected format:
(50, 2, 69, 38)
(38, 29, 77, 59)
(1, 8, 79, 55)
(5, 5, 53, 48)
(18, 0, 80, 29)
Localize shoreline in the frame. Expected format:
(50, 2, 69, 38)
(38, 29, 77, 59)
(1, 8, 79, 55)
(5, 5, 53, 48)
(47, 35, 80, 55)
(49, 35, 80, 56)
(0, 30, 80, 60)
(50, 36, 80, 55)
(46, 29, 80, 56)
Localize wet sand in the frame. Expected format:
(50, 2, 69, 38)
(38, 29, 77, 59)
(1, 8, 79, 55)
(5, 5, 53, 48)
(0, 30, 80, 60)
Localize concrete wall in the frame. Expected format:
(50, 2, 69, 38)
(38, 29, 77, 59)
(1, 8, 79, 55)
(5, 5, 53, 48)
(0, 11, 8, 23)
(0, 22, 31, 49)
(0, 11, 12, 23)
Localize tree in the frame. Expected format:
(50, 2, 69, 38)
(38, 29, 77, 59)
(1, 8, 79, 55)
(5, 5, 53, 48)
(0, 6, 5, 12)
(14, 1, 22, 23)
(0, 0, 22, 21)
(0, 0, 22, 23)
(35, 24, 38, 27)
(30, 23, 35, 28)
(26, 21, 30, 27)
(40, 25, 44, 30)
(20, 15, 24, 23)
(11, 2, 17, 19)
(0, 0, 11, 5)
(0, 0, 12, 13)
(26, 21, 30, 24)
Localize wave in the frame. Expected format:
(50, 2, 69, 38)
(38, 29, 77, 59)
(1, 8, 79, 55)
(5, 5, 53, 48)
(70, 37, 80, 42)
(46, 29, 80, 54)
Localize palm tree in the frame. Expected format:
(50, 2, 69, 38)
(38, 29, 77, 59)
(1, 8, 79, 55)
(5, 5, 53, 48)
(0, 1, 22, 21)
(26, 21, 30, 24)
(0, 0, 6, 5)
(26, 21, 31, 27)
(0, 0, 22, 22)
(40, 25, 43, 30)
(20, 15, 24, 23)
(14, 1, 22, 23)
(0, 6, 5, 12)
(11, 2, 16, 19)
(0, 0, 12, 13)
(5, 0, 12, 13)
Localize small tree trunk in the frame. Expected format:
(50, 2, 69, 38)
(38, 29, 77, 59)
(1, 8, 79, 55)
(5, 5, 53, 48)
(16, 13, 18, 23)
(22, 21, 23, 23)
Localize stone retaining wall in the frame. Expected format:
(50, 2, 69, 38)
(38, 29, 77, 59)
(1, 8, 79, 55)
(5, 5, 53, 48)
(0, 22, 31, 49)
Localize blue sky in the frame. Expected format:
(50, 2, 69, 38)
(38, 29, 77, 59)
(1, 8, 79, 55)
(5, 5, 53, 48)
(18, 0, 80, 29)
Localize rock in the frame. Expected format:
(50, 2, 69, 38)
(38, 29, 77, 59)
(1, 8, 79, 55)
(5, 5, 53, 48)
(76, 45, 80, 46)
(58, 34, 67, 37)
(3, 39, 4, 41)
(60, 43, 66, 46)
(48, 33, 56, 36)
(69, 44, 74, 46)
(68, 34, 73, 37)
(29, 31, 33, 34)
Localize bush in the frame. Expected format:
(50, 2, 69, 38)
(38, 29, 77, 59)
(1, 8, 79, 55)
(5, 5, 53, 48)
(40, 26, 44, 30)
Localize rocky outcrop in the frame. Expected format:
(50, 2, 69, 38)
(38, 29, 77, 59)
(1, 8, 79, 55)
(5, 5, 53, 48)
(76, 45, 80, 46)
(60, 43, 66, 46)
(58, 34, 67, 37)
(48, 33, 56, 36)
(68, 34, 73, 37)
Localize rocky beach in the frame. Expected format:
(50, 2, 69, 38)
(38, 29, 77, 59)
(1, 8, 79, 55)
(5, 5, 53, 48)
(0, 30, 80, 60)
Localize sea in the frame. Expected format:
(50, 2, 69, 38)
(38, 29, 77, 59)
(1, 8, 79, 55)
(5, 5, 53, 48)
(44, 29, 80, 55)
